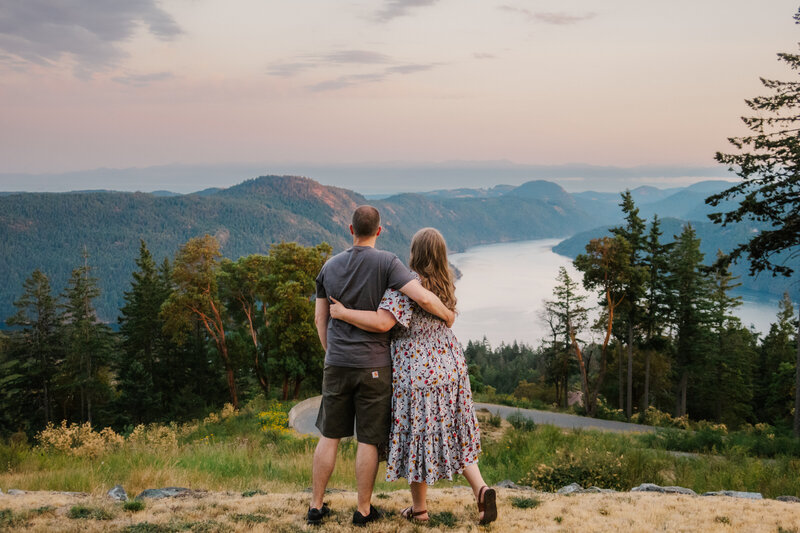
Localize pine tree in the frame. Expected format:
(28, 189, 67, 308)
(610, 191, 648, 418)
(116, 240, 167, 425)
(5, 269, 62, 428)
(543, 267, 588, 407)
(641, 215, 672, 409)
(666, 224, 712, 418)
(702, 252, 754, 425)
(759, 294, 798, 425)
(60, 249, 114, 424)
(706, 8, 800, 435)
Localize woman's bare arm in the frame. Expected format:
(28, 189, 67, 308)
(398, 279, 455, 327)
(328, 297, 397, 333)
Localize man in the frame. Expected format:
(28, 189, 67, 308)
(308, 205, 455, 526)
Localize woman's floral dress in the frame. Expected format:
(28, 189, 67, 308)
(379, 284, 481, 485)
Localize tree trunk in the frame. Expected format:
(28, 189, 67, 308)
(219, 344, 239, 409)
(293, 378, 303, 400)
(43, 379, 50, 424)
(282, 376, 289, 401)
(627, 321, 633, 420)
(618, 343, 624, 410)
(643, 351, 651, 412)
(794, 315, 799, 438)
(678, 371, 688, 418)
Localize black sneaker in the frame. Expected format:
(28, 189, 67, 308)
(352, 505, 383, 527)
(307, 503, 330, 525)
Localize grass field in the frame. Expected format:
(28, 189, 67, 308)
(1, 400, 800, 531)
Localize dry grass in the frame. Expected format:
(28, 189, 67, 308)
(2, 487, 799, 532)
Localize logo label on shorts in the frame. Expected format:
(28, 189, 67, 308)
(372, 371, 379, 378)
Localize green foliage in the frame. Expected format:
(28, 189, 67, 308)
(123, 500, 146, 512)
(428, 510, 458, 528)
(231, 513, 270, 524)
(510, 496, 541, 509)
(523, 448, 626, 491)
(487, 411, 502, 427)
(707, 11, 800, 277)
(507, 412, 536, 432)
(68, 504, 115, 520)
(241, 489, 268, 497)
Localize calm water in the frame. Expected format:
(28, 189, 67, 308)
(449, 239, 780, 347)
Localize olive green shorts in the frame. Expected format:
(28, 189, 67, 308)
(315, 365, 392, 445)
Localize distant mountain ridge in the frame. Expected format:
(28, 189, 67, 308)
(0, 175, 598, 322)
(1, 174, 776, 323)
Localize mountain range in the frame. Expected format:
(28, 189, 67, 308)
(1, 175, 791, 323)
(0, 176, 595, 321)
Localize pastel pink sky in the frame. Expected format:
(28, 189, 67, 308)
(1, 0, 798, 174)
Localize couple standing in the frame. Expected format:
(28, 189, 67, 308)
(308, 205, 497, 526)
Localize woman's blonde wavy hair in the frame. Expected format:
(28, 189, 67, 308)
(409, 227, 457, 312)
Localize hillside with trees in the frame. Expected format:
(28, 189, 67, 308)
(0, 176, 597, 322)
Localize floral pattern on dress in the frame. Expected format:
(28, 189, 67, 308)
(379, 285, 482, 485)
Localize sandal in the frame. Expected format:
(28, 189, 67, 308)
(477, 486, 497, 525)
(401, 506, 429, 523)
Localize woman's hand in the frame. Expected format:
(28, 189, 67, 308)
(328, 297, 348, 320)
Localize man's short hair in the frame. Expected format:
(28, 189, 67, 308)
(352, 205, 381, 237)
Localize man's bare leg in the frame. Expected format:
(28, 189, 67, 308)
(311, 436, 339, 510)
(355, 442, 379, 516)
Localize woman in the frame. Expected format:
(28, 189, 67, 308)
(328, 227, 497, 525)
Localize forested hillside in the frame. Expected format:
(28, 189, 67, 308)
(0, 175, 595, 322)
(553, 218, 800, 300)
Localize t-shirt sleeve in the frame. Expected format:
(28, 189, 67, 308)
(315, 268, 327, 299)
(378, 288, 413, 328)
(386, 255, 415, 290)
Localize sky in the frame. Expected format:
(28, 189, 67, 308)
(0, 0, 798, 193)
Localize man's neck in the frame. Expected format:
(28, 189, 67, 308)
(353, 236, 377, 248)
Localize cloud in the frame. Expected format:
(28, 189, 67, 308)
(321, 50, 392, 64)
(499, 6, 596, 25)
(112, 71, 174, 86)
(268, 48, 439, 89)
(385, 63, 436, 74)
(307, 63, 437, 91)
(473, 53, 496, 60)
(533, 12, 596, 25)
(267, 61, 312, 77)
(307, 72, 387, 92)
(375, 0, 440, 22)
(0, 0, 182, 76)
(268, 49, 391, 77)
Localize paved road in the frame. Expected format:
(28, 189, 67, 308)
(288, 396, 655, 437)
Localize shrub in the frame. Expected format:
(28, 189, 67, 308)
(522, 448, 626, 491)
(37, 421, 124, 458)
(487, 411, 502, 428)
(128, 424, 179, 451)
(68, 505, 114, 520)
(258, 403, 289, 435)
(631, 407, 691, 430)
(0, 438, 28, 471)
(123, 500, 146, 512)
(507, 412, 536, 432)
(511, 497, 541, 509)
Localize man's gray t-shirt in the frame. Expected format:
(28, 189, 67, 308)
(316, 246, 415, 368)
